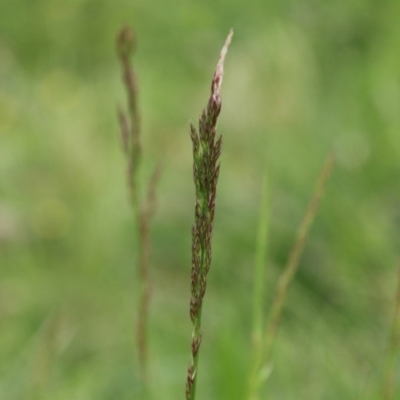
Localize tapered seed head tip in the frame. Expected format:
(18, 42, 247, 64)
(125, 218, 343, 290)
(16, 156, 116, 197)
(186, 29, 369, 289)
(212, 29, 233, 99)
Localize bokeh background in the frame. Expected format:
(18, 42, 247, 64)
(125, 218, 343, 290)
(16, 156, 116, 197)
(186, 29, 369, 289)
(1, 0, 400, 399)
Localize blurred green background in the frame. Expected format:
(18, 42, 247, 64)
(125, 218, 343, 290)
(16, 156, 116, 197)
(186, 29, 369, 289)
(1, 0, 400, 399)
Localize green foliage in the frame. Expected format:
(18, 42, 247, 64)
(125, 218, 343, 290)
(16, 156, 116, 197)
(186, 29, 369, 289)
(1, 0, 400, 399)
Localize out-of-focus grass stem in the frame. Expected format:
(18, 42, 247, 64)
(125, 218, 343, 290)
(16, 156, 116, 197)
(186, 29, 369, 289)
(248, 171, 270, 397)
(382, 262, 400, 400)
(247, 152, 334, 400)
(251, 172, 270, 344)
(116, 26, 159, 398)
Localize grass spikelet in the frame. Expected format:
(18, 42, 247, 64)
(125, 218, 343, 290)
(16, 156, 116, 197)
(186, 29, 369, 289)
(116, 26, 141, 207)
(186, 29, 233, 400)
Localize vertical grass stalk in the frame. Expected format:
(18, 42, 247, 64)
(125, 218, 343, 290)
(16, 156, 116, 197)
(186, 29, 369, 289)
(382, 262, 400, 400)
(116, 26, 160, 393)
(248, 172, 271, 397)
(186, 30, 233, 400)
(251, 173, 271, 346)
(247, 152, 335, 400)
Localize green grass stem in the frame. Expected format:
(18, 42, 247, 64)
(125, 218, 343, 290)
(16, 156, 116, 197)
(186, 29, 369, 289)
(248, 171, 270, 396)
(382, 262, 400, 400)
(247, 152, 335, 400)
(252, 172, 270, 342)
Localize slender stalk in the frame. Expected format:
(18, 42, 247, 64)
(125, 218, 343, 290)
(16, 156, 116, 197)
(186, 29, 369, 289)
(251, 173, 271, 346)
(382, 262, 400, 400)
(247, 152, 335, 400)
(27, 310, 62, 400)
(116, 26, 159, 394)
(248, 171, 270, 394)
(186, 30, 233, 400)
